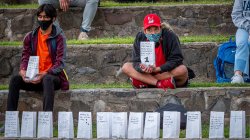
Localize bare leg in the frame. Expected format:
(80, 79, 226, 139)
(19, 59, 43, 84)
(122, 62, 158, 85)
(154, 65, 188, 87)
(122, 63, 188, 87)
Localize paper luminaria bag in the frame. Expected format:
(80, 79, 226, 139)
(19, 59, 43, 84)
(111, 112, 128, 139)
(96, 112, 112, 139)
(25, 56, 39, 81)
(185, 111, 202, 138)
(58, 112, 74, 138)
(4, 111, 20, 138)
(162, 111, 180, 138)
(21, 111, 37, 138)
(209, 111, 224, 138)
(127, 112, 144, 139)
(140, 41, 155, 66)
(143, 112, 160, 139)
(77, 112, 92, 139)
(37, 112, 53, 138)
(230, 111, 246, 138)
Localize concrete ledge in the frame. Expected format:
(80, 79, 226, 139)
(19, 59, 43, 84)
(0, 42, 218, 84)
(0, 87, 249, 123)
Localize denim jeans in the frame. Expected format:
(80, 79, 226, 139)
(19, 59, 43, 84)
(235, 28, 250, 77)
(38, 0, 99, 32)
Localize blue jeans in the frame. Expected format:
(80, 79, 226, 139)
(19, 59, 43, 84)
(38, 0, 99, 32)
(235, 28, 250, 77)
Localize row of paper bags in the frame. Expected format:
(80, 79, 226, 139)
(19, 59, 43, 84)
(4, 111, 246, 139)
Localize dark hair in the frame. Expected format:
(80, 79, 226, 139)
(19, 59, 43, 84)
(36, 4, 57, 18)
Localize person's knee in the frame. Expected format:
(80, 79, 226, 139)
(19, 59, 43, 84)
(42, 74, 53, 84)
(86, 0, 99, 4)
(237, 39, 248, 48)
(10, 75, 23, 84)
(175, 65, 188, 77)
(122, 63, 132, 74)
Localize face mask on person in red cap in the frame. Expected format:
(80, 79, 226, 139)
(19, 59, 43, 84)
(143, 14, 162, 42)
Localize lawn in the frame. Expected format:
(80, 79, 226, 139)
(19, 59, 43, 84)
(0, 0, 232, 8)
(1, 82, 250, 90)
(0, 35, 231, 46)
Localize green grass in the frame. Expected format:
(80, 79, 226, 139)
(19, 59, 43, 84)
(1, 82, 250, 90)
(70, 83, 132, 89)
(0, 35, 231, 46)
(0, 0, 232, 8)
(101, 0, 232, 7)
(189, 82, 250, 87)
(0, 85, 8, 90)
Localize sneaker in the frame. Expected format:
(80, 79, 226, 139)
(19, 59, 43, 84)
(130, 78, 149, 88)
(231, 74, 244, 83)
(78, 31, 89, 40)
(156, 77, 176, 90)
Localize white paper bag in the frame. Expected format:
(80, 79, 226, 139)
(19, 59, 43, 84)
(140, 41, 155, 66)
(143, 112, 160, 139)
(58, 112, 74, 138)
(25, 56, 39, 81)
(127, 112, 144, 139)
(230, 111, 246, 138)
(186, 111, 202, 138)
(209, 111, 224, 138)
(37, 112, 53, 138)
(4, 111, 20, 137)
(96, 112, 112, 138)
(111, 112, 128, 139)
(163, 111, 180, 138)
(21, 111, 37, 138)
(77, 112, 92, 139)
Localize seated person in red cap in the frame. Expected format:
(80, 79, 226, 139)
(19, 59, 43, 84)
(122, 13, 188, 90)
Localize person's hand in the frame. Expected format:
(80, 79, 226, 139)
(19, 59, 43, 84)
(152, 66, 161, 73)
(19, 70, 30, 83)
(140, 64, 153, 73)
(31, 72, 47, 84)
(59, 0, 70, 12)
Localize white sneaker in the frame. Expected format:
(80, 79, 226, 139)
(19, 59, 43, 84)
(231, 74, 244, 83)
(78, 32, 89, 40)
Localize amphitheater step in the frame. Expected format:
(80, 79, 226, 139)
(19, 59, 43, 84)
(0, 87, 249, 123)
(0, 4, 235, 41)
(0, 42, 218, 85)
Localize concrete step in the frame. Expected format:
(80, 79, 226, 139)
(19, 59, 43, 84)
(0, 87, 249, 123)
(0, 4, 235, 41)
(0, 42, 218, 84)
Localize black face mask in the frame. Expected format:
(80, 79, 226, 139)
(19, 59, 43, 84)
(37, 20, 53, 31)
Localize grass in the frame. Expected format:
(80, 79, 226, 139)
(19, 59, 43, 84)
(70, 83, 132, 89)
(0, 0, 232, 9)
(0, 35, 231, 46)
(100, 0, 232, 7)
(0, 82, 250, 90)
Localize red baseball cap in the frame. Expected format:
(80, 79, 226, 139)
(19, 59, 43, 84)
(143, 14, 161, 30)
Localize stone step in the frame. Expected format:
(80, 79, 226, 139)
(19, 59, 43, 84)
(0, 87, 249, 123)
(0, 4, 235, 41)
(0, 42, 218, 84)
